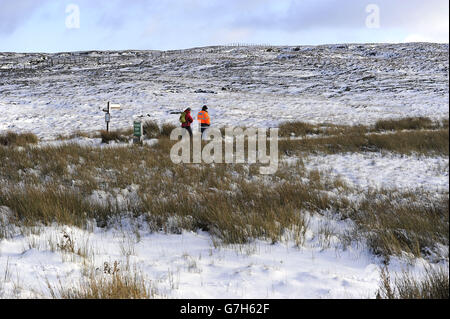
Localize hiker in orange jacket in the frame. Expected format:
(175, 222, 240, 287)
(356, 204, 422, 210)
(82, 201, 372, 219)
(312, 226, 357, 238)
(197, 105, 210, 136)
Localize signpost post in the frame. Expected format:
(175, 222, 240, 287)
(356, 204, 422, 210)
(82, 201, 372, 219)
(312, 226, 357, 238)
(102, 102, 121, 132)
(103, 102, 111, 132)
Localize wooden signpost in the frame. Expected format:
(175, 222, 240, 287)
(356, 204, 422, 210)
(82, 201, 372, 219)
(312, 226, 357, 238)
(101, 102, 144, 145)
(102, 102, 121, 132)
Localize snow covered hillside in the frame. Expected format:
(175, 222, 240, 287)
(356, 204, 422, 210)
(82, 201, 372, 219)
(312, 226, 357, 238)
(0, 43, 448, 299)
(0, 43, 448, 139)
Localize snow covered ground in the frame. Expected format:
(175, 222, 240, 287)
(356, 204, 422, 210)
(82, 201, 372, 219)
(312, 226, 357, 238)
(304, 153, 449, 193)
(0, 148, 447, 299)
(0, 43, 448, 299)
(0, 43, 448, 139)
(0, 215, 442, 299)
(1, 146, 446, 299)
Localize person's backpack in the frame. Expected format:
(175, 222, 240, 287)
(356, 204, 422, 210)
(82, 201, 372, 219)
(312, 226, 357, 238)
(179, 112, 186, 124)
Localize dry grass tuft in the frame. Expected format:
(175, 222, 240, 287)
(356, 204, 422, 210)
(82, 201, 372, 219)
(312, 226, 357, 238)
(344, 192, 449, 260)
(279, 128, 449, 156)
(374, 117, 435, 131)
(377, 266, 449, 299)
(0, 131, 38, 147)
(160, 123, 177, 137)
(279, 117, 447, 139)
(143, 120, 160, 138)
(279, 121, 368, 137)
(0, 186, 116, 228)
(56, 130, 97, 141)
(47, 263, 155, 299)
(279, 122, 322, 137)
(100, 130, 130, 144)
(367, 129, 449, 155)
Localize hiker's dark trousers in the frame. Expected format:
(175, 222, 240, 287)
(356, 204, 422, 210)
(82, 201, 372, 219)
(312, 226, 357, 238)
(200, 124, 210, 135)
(183, 126, 193, 137)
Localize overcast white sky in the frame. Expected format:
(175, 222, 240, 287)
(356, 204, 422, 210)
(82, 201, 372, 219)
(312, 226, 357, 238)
(0, 0, 448, 52)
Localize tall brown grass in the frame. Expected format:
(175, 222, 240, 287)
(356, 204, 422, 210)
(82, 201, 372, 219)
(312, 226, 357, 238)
(279, 128, 449, 156)
(374, 117, 435, 131)
(160, 123, 177, 137)
(343, 191, 449, 260)
(0, 125, 448, 259)
(279, 117, 448, 138)
(377, 267, 449, 299)
(47, 263, 155, 299)
(0, 131, 38, 146)
(100, 130, 130, 144)
(143, 120, 160, 138)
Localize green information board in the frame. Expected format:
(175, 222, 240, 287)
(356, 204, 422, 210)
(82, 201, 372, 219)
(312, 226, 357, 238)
(133, 120, 143, 144)
(134, 121, 142, 137)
